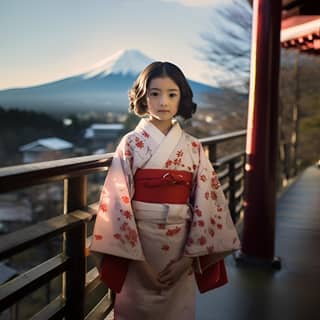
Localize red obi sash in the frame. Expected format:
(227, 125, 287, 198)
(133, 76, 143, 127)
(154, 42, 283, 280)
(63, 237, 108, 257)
(133, 169, 193, 204)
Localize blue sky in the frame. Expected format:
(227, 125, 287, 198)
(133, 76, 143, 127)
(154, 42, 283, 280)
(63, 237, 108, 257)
(0, 0, 232, 90)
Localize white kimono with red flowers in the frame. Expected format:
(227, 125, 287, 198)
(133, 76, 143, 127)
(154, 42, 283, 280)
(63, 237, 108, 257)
(91, 119, 241, 320)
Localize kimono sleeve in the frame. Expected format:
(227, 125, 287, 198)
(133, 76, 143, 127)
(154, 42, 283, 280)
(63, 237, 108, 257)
(184, 141, 241, 265)
(90, 136, 145, 261)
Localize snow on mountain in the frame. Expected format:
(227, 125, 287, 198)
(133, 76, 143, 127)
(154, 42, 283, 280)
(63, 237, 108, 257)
(82, 49, 153, 79)
(0, 49, 221, 115)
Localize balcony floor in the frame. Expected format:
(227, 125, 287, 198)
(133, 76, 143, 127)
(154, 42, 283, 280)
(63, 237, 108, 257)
(196, 165, 320, 320)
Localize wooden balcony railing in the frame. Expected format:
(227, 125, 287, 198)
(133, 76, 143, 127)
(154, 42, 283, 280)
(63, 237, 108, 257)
(0, 129, 246, 320)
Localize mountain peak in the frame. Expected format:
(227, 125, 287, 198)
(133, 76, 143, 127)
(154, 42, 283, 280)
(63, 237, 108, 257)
(82, 49, 153, 79)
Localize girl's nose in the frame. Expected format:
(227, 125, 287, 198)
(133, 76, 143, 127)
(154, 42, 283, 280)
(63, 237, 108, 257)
(160, 95, 168, 106)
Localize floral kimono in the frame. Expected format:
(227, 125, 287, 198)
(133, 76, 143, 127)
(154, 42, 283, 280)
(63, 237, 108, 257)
(90, 119, 241, 320)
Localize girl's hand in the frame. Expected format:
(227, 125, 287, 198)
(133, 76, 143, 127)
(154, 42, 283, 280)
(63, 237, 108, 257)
(158, 257, 193, 287)
(133, 261, 168, 291)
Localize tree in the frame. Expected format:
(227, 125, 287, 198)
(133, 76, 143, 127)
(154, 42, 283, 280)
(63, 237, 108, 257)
(199, 0, 252, 92)
(198, 0, 319, 185)
(279, 49, 320, 173)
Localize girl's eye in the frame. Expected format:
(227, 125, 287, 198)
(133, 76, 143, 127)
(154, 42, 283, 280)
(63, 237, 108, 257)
(149, 91, 159, 97)
(169, 93, 177, 98)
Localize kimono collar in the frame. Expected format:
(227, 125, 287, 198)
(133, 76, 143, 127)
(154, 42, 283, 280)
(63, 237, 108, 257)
(136, 118, 181, 145)
(136, 119, 183, 169)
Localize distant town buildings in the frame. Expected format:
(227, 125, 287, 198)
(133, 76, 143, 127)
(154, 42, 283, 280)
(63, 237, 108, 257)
(84, 123, 124, 152)
(19, 137, 74, 163)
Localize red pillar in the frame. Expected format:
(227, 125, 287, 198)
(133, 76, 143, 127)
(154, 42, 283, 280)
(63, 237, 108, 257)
(241, 0, 281, 263)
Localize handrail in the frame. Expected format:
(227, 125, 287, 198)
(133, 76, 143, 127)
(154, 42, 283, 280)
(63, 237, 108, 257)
(0, 210, 91, 261)
(199, 129, 246, 145)
(0, 130, 246, 194)
(0, 154, 113, 193)
(0, 254, 68, 312)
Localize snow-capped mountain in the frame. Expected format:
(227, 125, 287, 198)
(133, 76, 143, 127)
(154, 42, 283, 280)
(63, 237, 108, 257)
(0, 49, 221, 115)
(82, 49, 153, 79)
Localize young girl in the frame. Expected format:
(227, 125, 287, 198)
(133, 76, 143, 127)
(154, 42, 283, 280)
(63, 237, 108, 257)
(90, 61, 241, 320)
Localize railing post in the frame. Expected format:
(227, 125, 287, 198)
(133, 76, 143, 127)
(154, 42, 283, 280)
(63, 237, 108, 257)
(208, 144, 217, 163)
(63, 176, 87, 319)
(65, 222, 86, 319)
(228, 159, 236, 222)
(64, 176, 87, 213)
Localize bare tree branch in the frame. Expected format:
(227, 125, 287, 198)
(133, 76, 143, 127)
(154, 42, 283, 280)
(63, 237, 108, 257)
(199, 0, 252, 91)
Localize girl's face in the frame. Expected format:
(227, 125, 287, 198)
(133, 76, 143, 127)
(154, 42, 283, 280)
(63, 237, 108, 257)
(146, 77, 180, 122)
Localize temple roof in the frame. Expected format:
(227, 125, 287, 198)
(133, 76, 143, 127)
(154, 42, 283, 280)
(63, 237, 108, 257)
(280, 0, 320, 54)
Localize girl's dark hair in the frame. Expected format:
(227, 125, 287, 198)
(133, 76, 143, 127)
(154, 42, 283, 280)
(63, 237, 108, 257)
(128, 61, 197, 119)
